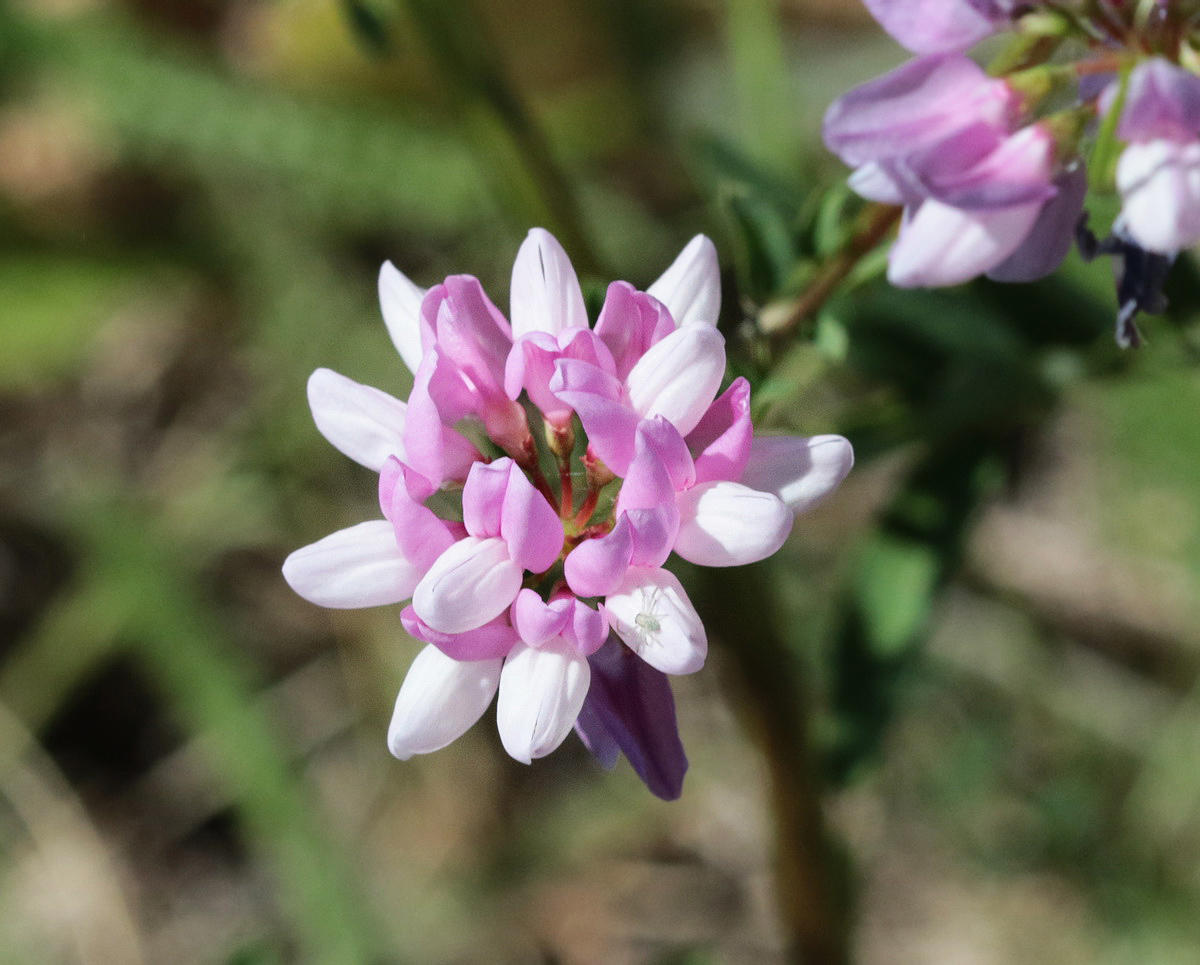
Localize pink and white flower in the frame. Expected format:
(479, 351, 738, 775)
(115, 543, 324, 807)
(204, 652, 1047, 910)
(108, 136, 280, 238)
(283, 228, 853, 798)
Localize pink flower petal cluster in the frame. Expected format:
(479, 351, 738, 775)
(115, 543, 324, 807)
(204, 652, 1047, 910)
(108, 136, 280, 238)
(283, 229, 853, 798)
(825, 51, 1084, 288)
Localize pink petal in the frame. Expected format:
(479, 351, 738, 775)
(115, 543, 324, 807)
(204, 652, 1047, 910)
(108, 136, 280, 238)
(307, 368, 407, 472)
(412, 536, 523, 634)
(378, 261, 426, 374)
(632, 416, 695, 494)
(624, 506, 679, 569)
(461, 459, 511, 540)
(282, 520, 417, 608)
(603, 567, 707, 675)
(499, 463, 564, 574)
(570, 602, 609, 656)
(616, 424, 678, 513)
(509, 228, 588, 338)
(510, 588, 573, 647)
(741, 435, 854, 513)
(378, 457, 457, 569)
(688, 378, 753, 484)
(551, 358, 639, 476)
(564, 515, 635, 598)
(401, 606, 519, 661)
(594, 282, 676, 381)
(625, 323, 726, 437)
(496, 639, 590, 763)
(673, 481, 793, 566)
(387, 646, 502, 759)
(647, 235, 721, 328)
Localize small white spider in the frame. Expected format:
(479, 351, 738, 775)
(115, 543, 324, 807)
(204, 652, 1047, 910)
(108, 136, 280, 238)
(630, 586, 668, 649)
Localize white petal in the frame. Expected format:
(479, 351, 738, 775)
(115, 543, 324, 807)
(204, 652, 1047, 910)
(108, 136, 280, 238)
(625, 323, 726, 436)
(412, 536, 523, 634)
(283, 520, 418, 608)
(604, 568, 707, 675)
(1117, 140, 1200, 254)
(388, 646, 502, 759)
(510, 228, 588, 339)
(647, 235, 721, 327)
(741, 435, 854, 513)
(496, 639, 590, 763)
(887, 198, 1042, 287)
(674, 481, 792, 566)
(379, 261, 426, 374)
(307, 368, 408, 471)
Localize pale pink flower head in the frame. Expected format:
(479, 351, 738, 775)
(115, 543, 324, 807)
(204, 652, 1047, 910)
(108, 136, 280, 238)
(283, 229, 853, 798)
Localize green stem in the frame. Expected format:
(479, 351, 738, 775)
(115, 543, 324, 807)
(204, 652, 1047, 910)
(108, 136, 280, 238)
(696, 563, 851, 965)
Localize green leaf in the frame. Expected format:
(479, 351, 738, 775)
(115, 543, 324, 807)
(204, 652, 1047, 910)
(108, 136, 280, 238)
(854, 532, 939, 658)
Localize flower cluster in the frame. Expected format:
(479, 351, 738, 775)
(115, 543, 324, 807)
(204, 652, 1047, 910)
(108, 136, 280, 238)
(825, 0, 1200, 344)
(284, 230, 853, 799)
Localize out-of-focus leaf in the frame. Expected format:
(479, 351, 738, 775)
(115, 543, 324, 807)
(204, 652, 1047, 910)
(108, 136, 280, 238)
(854, 532, 938, 658)
(342, 0, 395, 54)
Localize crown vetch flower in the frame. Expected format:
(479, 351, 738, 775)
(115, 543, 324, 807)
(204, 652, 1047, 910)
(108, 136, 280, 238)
(283, 229, 853, 799)
(829, 0, 1200, 340)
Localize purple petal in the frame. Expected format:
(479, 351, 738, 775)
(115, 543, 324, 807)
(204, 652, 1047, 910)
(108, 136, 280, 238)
(908, 123, 1057, 209)
(1118, 58, 1200, 144)
(863, 0, 1009, 54)
(617, 424, 679, 512)
(823, 54, 1017, 168)
(624, 506, 679, 569)
(575, 637, 688, 800)
(499, 462, 564, 574)
(461, 459, 512, 540)
(551, 358, 639, 476)
(988, 164, 1088, 282)
(634, 416, 695, 493)
(378, 459, 456, 570)
(510, 588, 573, 647)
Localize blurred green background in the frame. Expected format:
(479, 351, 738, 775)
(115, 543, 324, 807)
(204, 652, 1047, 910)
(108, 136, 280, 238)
(3, 0, 1200, 963)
